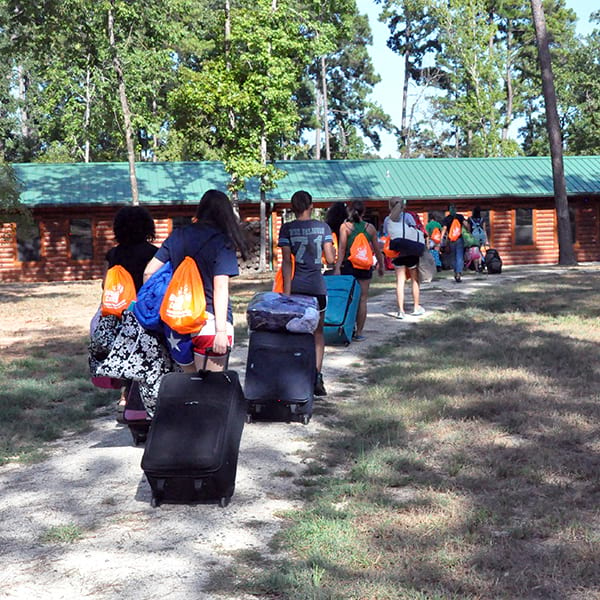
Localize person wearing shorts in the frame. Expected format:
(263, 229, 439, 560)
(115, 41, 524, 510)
(144, 189, 247, 372)
(334, 200, 384, 340)
(278, 190, 335, 396)
(384, 198, 426, 320)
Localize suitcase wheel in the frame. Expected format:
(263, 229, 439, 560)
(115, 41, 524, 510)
(245, 413, 253, 424)
(219, 496, 231, 508)
(150, 496, 161, 508)
(131, 430, 147, 445)
(302, 415, 311, 426)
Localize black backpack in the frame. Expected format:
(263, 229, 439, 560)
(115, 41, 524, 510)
(485, 248, 502, 274)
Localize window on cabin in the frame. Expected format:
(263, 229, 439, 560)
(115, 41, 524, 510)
(17, 221, 41, 262)
(69, 218, 93, 260)
(569, 205, 577, 243)
(172, 216, 193, 229)
(479, 209, 491, 243)
(514, 208, 533, 246)
(363, 209, 379, 232)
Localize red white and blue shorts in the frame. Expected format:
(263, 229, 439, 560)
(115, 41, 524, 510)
(192, 315, 234, 357)
(164, 313, 234, 366)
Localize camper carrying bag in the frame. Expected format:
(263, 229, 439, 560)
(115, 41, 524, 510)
(388, 217, 425, 257)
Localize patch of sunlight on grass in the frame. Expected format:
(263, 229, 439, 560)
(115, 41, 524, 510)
(349, 446, 425, 487)
(284, 514, 372, 569)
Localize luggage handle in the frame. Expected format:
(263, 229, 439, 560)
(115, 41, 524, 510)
(198, 346, 232, 372)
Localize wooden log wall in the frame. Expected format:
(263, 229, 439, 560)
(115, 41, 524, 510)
(2, 198, 599, 284)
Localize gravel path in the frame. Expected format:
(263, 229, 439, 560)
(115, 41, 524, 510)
(0, 267, 560, 600)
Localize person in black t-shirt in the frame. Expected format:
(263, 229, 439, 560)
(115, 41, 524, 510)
(105, 206, 158, 291)
(105, 206, 158, 420)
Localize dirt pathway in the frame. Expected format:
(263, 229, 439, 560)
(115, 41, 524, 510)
(0, 266, 564, 600)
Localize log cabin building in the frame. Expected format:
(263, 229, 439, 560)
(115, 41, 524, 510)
(2, 156, 599, 284)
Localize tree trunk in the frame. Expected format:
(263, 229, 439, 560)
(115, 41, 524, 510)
(530, 0, 576, 265)
(83, 60, 92, 163)
(400, 23, 411, 158)
(108, 2, 139, 205)
(314, 85, 322, 159)
(320, 56, 331, 160)
(16, 65, 31, 140)
(502, 21, 513, 143)
(259, 135, 267, 272)
(224, 0, 236, 130)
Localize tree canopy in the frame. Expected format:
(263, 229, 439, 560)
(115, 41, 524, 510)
(377, 0, 596, 158)
(1, 0, 596, 170)
(0, 0, 392, 189)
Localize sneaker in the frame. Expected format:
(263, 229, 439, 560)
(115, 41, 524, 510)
(412, 306, 426, 316)
(314, 372, 327, 397)
(352, 333, 366, 341)
(388, 311, 405, 320)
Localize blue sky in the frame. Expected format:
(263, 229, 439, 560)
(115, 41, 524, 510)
(357, 0, 598, 157)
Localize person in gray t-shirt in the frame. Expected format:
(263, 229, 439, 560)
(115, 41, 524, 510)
(278, 190, 335, 396)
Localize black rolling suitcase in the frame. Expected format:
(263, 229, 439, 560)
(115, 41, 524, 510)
(140, 357, 246, 508)
(244, 330, 315, 425)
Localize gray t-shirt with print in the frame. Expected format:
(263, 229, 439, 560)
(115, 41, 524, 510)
(278, 219, 332, 296)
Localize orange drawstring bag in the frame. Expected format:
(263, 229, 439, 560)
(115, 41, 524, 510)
(160, 257, 207, 334)
(101, 265, 137, 317)
(348, 232, 374, 269)
(322, 232, 338, 265)
(273, 255, 295, 293)
(430, 227, 442, 244)
(448, 218, 462, 242)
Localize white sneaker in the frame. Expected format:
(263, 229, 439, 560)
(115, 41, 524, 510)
(412, 306, 426, 316)
(387, 311, 405, 320)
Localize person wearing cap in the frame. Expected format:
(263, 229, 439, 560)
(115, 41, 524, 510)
(383, 198, 426, 320)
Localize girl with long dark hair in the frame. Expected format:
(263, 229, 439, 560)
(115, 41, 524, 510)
(144, 189, 247, 372)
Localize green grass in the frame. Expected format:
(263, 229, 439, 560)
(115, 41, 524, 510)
(225, 269, 600, 599)
(0, 341, 116, 464)
(40, 523, 84, 544)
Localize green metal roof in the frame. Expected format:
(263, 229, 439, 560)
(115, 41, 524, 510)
(11, 156, 600, 208)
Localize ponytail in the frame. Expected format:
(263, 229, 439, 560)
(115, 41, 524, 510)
(347, 200, 365, 224)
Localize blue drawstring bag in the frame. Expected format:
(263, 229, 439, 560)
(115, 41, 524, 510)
(133, 261, 173, 331)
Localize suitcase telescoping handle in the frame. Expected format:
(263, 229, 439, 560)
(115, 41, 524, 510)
(198, 346, 232, 371)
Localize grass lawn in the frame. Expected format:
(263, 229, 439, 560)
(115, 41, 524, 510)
(2, 270, 600, 599)
(219, 270, 600, 599)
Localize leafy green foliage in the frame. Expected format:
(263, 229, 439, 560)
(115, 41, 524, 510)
(0, 0, 388, 171)
(378, 0, 589, 157)
(0, 160, 30, 227)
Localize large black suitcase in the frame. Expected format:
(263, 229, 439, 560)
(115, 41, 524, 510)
(244, 330, 315, 425)
(140, 367, 246, 507)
